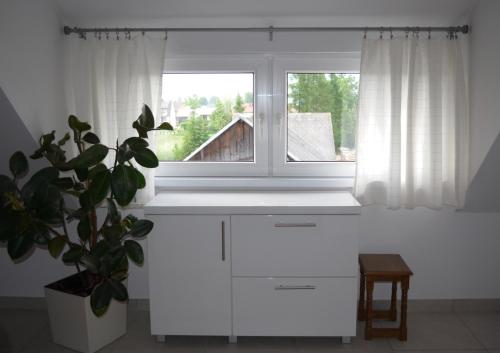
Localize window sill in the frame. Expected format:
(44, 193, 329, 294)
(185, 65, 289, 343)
(155, 177, 354, 192)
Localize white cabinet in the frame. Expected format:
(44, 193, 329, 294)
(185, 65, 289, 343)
(145, 192, 360, 341)
(147, 215, 231, 335)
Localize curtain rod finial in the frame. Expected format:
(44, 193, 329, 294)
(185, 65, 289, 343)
(63, 26, 72, 35)
(460, 25, 470, 34)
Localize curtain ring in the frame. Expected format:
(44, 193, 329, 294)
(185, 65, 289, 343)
(116, 31, 120, 40)
(405, 27, 409, 39)
(164, 30, 168, 40)
(428, 27, 431, 39)
(105, 29, 110, 40)
(379, 27, 384, 39)
(390, 27, 394, 39)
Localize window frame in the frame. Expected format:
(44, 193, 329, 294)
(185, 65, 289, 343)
(155, 53, 361, 180)
(155, 54, 271, 177)
(272, 53, 361, 177)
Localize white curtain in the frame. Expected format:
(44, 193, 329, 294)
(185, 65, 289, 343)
(354, 36, 469, 209)
(64, 35, 166, 205)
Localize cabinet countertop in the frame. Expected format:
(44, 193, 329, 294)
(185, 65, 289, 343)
(144, 191, 361, 215)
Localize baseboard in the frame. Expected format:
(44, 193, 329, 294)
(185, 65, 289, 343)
(1, 297, 499, 313)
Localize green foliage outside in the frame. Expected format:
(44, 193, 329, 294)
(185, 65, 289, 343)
(288, 73, 359, 151)
(233, 94, 245, 113)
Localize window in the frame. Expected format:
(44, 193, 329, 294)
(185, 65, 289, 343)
(156, 73, 255, 162)
(155, 54, 360, 179)
(286, 73, 359, 162)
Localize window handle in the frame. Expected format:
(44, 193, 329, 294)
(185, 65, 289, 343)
(259, 112, 265, 137)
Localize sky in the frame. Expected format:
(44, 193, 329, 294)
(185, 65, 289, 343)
(162, 73, 254, 102)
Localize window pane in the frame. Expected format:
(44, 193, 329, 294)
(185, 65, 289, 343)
(157, 73, 254, 162)
(287, 73, 359, 162)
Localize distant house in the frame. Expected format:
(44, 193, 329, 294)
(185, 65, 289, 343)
(184, 113, 336, 162)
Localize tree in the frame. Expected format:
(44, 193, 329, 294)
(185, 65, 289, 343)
(185, 95, 202, 111)
(233, 93, 245, 113)
(209, 99, 232, 132)
(288, 73, 359, 152)
(173, 116, 211, 160)
(244, 92, 253, 104)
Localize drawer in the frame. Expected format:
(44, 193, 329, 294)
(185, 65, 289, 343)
(232, 277, 357, 336)
(231, 215, 358, 277)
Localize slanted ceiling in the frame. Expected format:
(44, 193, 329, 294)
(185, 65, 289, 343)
(57, 0, 478, 26)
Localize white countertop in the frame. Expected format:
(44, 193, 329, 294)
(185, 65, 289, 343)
(144, 191, 361, 215)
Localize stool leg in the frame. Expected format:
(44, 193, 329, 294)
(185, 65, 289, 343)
(399, 277, 409, 341)
(365, 278, 374, 340)
(390, 280, 398, 321)
(358, 272, 365, 321)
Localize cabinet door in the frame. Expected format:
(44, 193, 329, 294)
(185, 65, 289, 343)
(147, 215, 231, 335)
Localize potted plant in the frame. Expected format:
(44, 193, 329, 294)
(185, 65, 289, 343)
(0, 105, 172, 353)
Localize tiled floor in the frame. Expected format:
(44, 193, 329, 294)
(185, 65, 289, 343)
(1, 308, 500, 353)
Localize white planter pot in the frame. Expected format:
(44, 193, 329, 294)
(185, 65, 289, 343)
(44, 273, 127, 353)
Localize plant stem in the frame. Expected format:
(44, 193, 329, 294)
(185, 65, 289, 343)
(90, 208, 98, 249)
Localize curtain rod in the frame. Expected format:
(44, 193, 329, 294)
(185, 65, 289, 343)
(63, 25, 469, 40)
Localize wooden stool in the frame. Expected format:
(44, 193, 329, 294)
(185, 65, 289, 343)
(358, 254, 413, 341)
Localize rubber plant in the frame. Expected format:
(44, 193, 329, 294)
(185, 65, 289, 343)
(0, 105, 172, 316)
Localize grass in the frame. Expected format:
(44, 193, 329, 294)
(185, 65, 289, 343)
(155, 130, 184, 161)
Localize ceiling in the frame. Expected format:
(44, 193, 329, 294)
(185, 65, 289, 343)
(57, 0, 478, 25)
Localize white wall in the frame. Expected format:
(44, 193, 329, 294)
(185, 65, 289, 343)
(1, 0, 500, 300)
(0, 0, 66, 139)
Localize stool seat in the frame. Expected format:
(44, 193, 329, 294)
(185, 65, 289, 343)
(360, 254, 413, 277)
(358, 254, 413, 341)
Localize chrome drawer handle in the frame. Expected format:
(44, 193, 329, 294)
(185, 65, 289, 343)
(221, 220, 226, 261)
(274, 285, 316, 290)
(274, 223, 317, 228)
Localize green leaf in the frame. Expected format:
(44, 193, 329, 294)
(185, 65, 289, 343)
(124, 240, 144, 265)
(7, 234, 34, 260)
(75, 168, 89, 182)
(80, 254, 99, 273)
(48, 236, 67, 258)
(57, 132, 71, 146)
(82, 132, 100, 144)
(65, 144, 109, 170)
(51, 177, 74, 190)
(88, 169, 111, 205)
(106, 198, 121, 223)
(9, 151, 29, 180)
(133, 148, 158, 168)
(62, 245, 84, 263)
(40, 131, 56, 147)
(157, 122, 174, 130)
(68, 115, 91, 132)
(134, 169, 145, 189)
(108, 278, 128, 301)
(124, 137, 149, 150)
(139, 105, 155, 129)
(111, 165, 137, 206)
(90, 281, 112, 317)
(132, 121, 148, 139)
(129, 219, 153, 238)
(117, 144, 134, 165)
(91, 240, 111, 258)
(87, 163, 107, 180)
(79, 191, 92, 211)
(77, 216, 91, 242)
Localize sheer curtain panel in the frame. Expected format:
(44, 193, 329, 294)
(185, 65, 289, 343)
(65, 35, 166, 205)
(354, 36, 469, 209)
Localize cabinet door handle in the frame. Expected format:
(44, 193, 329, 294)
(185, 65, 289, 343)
(274, 223, 317, 228)
(274, 285, 316, 290)
(221, 220, 226, 261)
